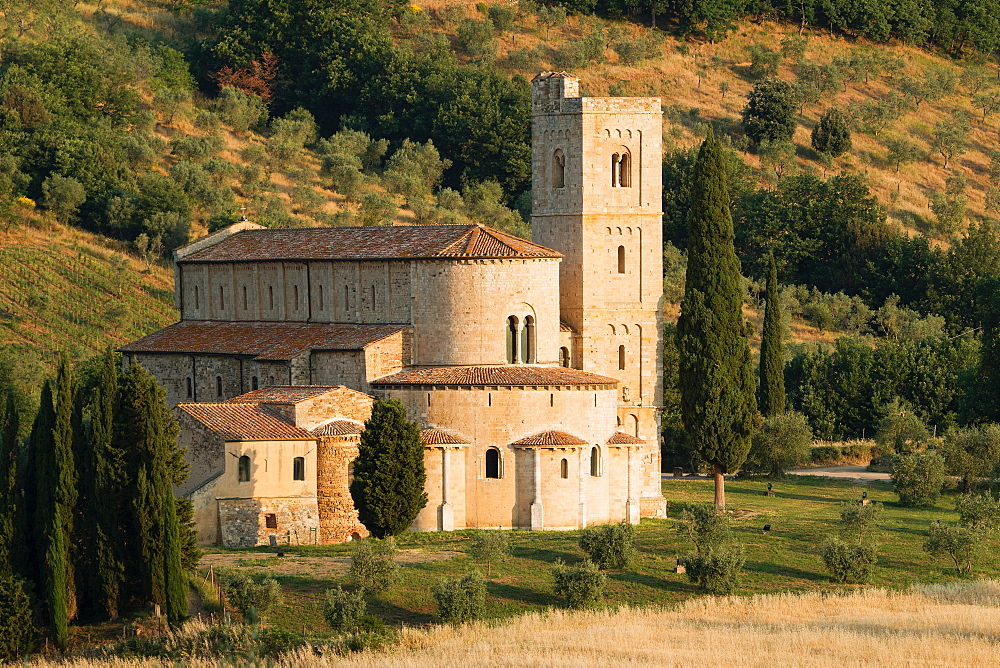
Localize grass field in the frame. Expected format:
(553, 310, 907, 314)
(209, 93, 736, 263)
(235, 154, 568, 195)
(198, 476, 998, 636)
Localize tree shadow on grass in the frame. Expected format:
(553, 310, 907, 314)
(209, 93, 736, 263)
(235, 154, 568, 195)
(726, 485, 842, 504)
(744, 561, 826, 582)
(366, 598, 436, 626)
(607, 570, 696, 594)
(512, 545, 580, 565)
(485, 580, 561, 607)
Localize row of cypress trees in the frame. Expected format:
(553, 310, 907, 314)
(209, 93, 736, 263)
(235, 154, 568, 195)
(0, 350, 191, 650)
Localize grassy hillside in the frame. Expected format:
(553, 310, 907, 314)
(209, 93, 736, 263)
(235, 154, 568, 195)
(0, 218, 176, 391)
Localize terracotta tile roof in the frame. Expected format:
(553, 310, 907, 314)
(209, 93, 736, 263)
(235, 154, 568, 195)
(419, 428, 470, 445)
(121, 321, 406, 360)
(177, 403, 315, 441)
(228, 386, 343, 404)
(371, 366, 618, 387)
(512, 430, 589, 446)
(178, 225, 561, 263)
(607, 431, 645, 444)
(312, 420, 365, 436)
(559, 321, 575, 332)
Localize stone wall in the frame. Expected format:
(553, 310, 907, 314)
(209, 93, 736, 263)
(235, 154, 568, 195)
(316, 435, 368, 543)
(217, 497, 321, 547)
(174, 409, 225, 497)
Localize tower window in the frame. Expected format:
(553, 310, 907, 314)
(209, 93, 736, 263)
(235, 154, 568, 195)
(238, 455, 251, 482)
(371, 284, 377, 310)
(590, 447, 601, 477)
(612, 149, 632, 188)
(268, 285, 274, 311)
(552, 149, 566, 189)
(617, 246, 626, 274)
(185, 377, 192, 399)
(219, 285, 225, 310)
(318, 284, 324, 310)
(293, 456, 305, 481)
(216, 376, 223, 398)
(344, 285, 349, 311)
(193, 285, 200, 310)
(559, 347, 570, 368)
(521, 315, 535, 363)
(242, 286, 248, 310)
(560, 458, 569, 479)
(506, 316, 519, 364)
(619, 345, 626, 370)
(485, 448, 502, 479)
(294, 285, 299, 311)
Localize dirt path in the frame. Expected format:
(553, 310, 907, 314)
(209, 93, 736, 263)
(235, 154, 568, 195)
(199, 549, 463, 579)
(786, 465, 890, 482)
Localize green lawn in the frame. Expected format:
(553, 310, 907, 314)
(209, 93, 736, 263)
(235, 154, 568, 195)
(202, 476, 997, 635)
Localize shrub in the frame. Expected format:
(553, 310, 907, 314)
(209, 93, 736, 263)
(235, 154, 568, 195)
(821, 537, 878, 583)
(221, 573, 283, 624)
(579, 521, 635, 570)
(940, 424, 1000, 491)
(742, 77, 797, 146)
(349, 537, 398, 594)
(456, 19, 496, 59)
(810, 445, 842, 465)
(743, 412, 813, 477)
(552, 559, 605, 609)
(892, 453, 946, 507)
(468, 530, 511, 576)
(924, 521, 982, 575)
(676, 504, 730, 555)
(839, 501, 884, 544)
(955, 493, 1000, 532)
(432, 572, 487, 624)
(356, 193, 396, 227)
(323, 586, 367, 632)
(811, 108, 852, 157)
(216, 86, 268, 134)
(685, 544, 745, 594)
(875, 400, 930, 454)
(255, 628, 302, 658)
(0, 574, 35, 660)
(747, 44, 780, 79)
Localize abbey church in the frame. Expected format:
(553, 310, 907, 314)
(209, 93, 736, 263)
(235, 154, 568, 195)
(121, 73, 668, 546)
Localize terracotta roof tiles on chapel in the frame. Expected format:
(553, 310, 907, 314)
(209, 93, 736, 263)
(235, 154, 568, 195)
(371, 365, 618, 386)
(177, 403, 314, 441)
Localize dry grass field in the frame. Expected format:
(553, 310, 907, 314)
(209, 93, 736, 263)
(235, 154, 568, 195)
(25, 581, 1000, 666)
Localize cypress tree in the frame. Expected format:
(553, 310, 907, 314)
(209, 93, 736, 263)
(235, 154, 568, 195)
(52, 355, 80, 623)
(0, 392, 18, 574)
(759, 254, 786, 417)
(677, 128, 760, 510)
(31, 381, 68, 649)
(350, 399, 427, 538)
(163, 490, 187, 627)
(811, 108, 852, 158)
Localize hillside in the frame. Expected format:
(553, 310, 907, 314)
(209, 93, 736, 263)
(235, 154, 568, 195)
(0, 220, 176, 394)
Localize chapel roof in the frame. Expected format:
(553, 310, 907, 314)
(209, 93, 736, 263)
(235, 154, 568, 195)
(512, 430, 589, 446)
(120, 321, 406, 360)
(228, 385, 346, 404)
(177, 403, 315, 441)
(607, 431, 645, 444)
(419, 428, 471, 445)
(176, 225, 562, 263)
(370, 365, 618, 387)
(312, 419, 366, 436)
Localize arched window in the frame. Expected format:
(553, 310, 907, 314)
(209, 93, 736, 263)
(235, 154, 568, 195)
(521, 315, 535, 363)
(238, 455, 251, 482)
(216, 376, 223, 398)
(371, 284, 377, 310)
(618, 345, 626, 370)
(552, 149, 566, 188)
(629, 414, 640, 438)
(242, 286, 248, 311)
(318, 284, 324, 310)
(293, 456, 305, 481)
(268, 285, 274, 311)
(506, 316, 519, 364)
(294, 285, 299, 311)
(193, 285, 200, 310)
(617, 246, 626, 274)
(219, 285, 225, 310)
(611, 150, 632, 187)
(347, 461, 355, 486)
(485, 448, 502, 479)
(344, 285, 349, 311)
(559, 347, 570, 368)
(251, 376, 258, 391)
(560, 458, 569, 479)
(185, 377, 193, 399)
(611, 153, 620, 187)
(590, 447, 601, 477)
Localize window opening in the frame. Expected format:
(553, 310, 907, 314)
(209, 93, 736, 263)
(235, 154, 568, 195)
(194, 285, 200, 310)
(344, 285, 349, 311)
(611, 153, 619, 188)
(216, 376, 223, 398)
(485, 448, 502, 479)
(238, 455, 251, 482)
(243, 286, 248, 310)
(371, 284, 376, 310)
(619, 345, 626, 370)
(560, 458, 569, 479)
(348, 461, 355, 486)
(506, 316, 519, 364)
(268, 285, 274, 311)
(550, 393, 554, 407)
(521, 315, 535, 363)
(590, 447, 601, 477)
(185, 377, 192, 399)
(251, 376, 258, 391)
(219, 285, 225, 310)
(559, 347, 570, 368)
(611, 150, 632, 187)
(617, 246, 626, 274)
(318, 284, 324, 310)
(264, 513, 277, 529)
(293, 456, 305, 481)
(552, 149, 566, 188)
(294, 285, 299, 311)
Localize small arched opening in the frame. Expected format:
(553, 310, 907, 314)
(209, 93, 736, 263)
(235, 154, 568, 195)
(185, 377, 192, 399)
(552, 149, 566, 188)
(216, 376, 223, 398)
(251, 376, 258, 391)
(506, 316, 519, 364)
(238, 455, 251, 482)
(521, 315, 535, 364)
(219, 285, 225, 310)
(617, 245, 626, 274)
(560, 458, 569, 479)
(618, 345, 626, 370)
(193, 285, 200, 310)
(590, 446, 601, 477)
(485, 448, 502, 479)
(559, 347, 570, 368)
(293, 456, 305, 481)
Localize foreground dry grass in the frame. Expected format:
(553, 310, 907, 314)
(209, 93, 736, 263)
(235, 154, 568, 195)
(30, 581, 1000, 667)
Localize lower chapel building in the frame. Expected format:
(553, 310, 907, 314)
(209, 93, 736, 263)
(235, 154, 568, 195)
(121, 73, 669, 546)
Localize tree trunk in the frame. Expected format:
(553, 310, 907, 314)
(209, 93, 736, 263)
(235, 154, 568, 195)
(713, 464, 726, 510)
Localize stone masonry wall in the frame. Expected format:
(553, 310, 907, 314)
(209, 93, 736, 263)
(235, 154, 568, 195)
(316, 436, 369, 543)
(217, 497, 321, 547)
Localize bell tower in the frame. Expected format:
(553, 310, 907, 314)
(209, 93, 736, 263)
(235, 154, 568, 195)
(531, 72, 665, 517)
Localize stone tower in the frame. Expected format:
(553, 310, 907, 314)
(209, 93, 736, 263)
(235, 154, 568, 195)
(530, 72, 665, 516)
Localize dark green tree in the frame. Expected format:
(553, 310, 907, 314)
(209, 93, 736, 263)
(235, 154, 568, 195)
(677, 128, 760, 509)
(759, 254, 786, 417)
(350, 399, 427, 537)
(0, 392, 18, 574)
(742, 77, 797, 146)
(811, 108, 852, 157)
(162, 490, 187, 628)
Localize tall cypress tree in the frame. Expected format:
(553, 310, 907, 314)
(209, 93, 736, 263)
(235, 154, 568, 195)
(162, 491, 187, 627)
(350, 399, 427, 538)
(52, 355, 80, 623)
(677, 128, 760, 510)
(0, 392, 18, 574)
(759, 254, 786, 417)
(31, 381, 68, 649)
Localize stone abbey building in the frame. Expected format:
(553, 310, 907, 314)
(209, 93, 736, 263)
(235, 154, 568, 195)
(122, 73, 667, 546)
